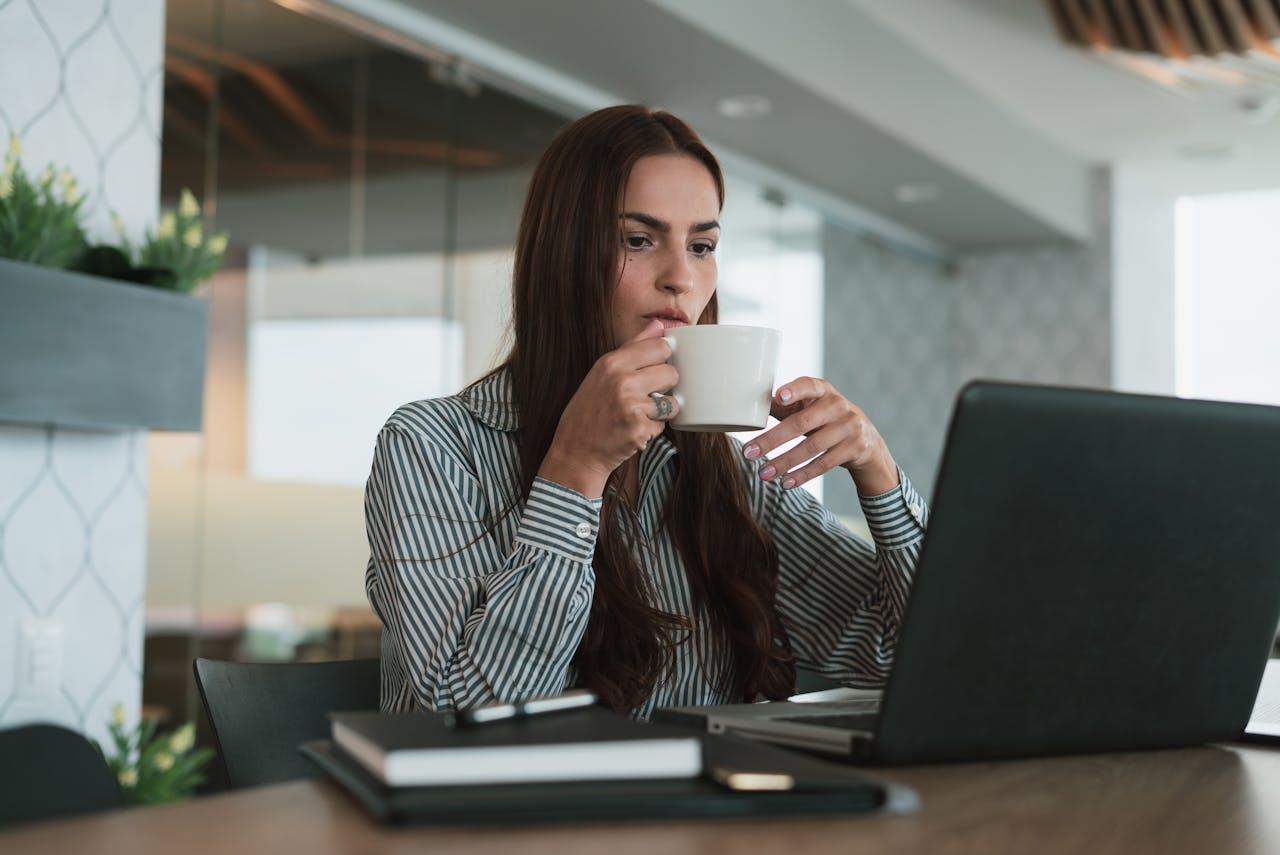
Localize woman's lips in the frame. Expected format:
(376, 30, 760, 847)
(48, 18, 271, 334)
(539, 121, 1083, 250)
(644, 312, 689, 329)
(647, 317, 687, 330)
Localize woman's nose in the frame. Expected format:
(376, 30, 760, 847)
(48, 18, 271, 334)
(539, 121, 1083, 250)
(659, 247, 693, 294)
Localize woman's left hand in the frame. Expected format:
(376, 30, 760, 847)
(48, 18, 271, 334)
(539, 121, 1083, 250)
(741, 376, 900, 496)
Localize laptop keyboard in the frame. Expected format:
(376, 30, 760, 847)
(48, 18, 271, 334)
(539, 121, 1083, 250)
(775, 713, 878, 731)
(1252, 661, 1280, 723)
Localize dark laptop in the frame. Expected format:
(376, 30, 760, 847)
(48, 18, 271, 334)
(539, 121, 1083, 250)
(658, 381, 1280, 764)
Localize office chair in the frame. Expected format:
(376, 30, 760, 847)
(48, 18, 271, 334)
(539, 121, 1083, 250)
(0, 723, 122, 828)
(193, 657, 380, 789)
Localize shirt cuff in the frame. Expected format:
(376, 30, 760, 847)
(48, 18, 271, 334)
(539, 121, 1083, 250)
(858, 465, 928, 550)
(513, 476, 604, 563)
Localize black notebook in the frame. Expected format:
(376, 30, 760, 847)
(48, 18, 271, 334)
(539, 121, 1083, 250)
(330, 707, 701, 787)
(302, 732, 915, 826)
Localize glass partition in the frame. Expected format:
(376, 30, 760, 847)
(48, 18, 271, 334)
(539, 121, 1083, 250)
(147, 0, 832, 786)
(147, 1, 567, 775)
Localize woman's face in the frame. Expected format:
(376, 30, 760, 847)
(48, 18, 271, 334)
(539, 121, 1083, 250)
(611, 153, 720, 347)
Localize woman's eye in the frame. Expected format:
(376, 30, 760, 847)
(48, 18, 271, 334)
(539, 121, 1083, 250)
(691, 242, 717, 256)
(625, 235, 652, 250)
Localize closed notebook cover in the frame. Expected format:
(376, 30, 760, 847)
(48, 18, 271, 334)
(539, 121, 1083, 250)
(330, 707, 701, 786)
(300, 733, 914, 826)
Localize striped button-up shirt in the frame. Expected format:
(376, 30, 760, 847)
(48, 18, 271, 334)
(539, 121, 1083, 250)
(364, 367, 930, 720)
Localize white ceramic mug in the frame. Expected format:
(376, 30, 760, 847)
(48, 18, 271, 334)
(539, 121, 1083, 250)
(661, 324, 780, 432)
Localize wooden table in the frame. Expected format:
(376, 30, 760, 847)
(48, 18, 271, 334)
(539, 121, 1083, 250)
(6, 743, 1280, 854)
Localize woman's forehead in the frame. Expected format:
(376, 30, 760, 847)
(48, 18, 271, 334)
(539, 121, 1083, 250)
(623, 154, 721, 223)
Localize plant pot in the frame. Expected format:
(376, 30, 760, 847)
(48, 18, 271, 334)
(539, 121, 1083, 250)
(0, 257, 207, 431)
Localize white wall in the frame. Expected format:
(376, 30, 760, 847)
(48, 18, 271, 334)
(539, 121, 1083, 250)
(1111, 164, 1179, 396)
(0, 0, 165, 743)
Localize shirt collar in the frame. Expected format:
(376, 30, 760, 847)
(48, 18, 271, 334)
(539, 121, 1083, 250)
(457, 366, 521, 432)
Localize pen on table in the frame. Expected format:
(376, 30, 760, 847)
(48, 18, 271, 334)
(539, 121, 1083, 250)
(445, 688, 598, 728)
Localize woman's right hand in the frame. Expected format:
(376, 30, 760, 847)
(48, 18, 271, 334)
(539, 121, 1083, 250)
(538, 319, 680, 499)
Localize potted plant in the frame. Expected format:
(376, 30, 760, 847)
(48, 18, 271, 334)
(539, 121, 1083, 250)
(0, 136, 224, 432)
(0, 136, 88, 268)
(97, 705, 215, 806)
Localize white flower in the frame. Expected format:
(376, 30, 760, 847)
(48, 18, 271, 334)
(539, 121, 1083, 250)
(110, 212, 126, 237)
(169, 723, 195, 753)
(6, 135, 20, 161)
(118, 768, 138, 788)
(0, 175, 11, 201)
(183, 224, 202, 248)
(112, 704, 126, 727)
(179, 188, 199, 218)
(153, 752, 174, 771)
(157, 211, 176, 239)
(57, 169, 79, 204)
(38, 165, 54, 187)
(207, 233, 228, 255)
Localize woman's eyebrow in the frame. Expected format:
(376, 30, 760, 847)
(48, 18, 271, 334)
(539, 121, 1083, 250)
(621, 212, 721, 233)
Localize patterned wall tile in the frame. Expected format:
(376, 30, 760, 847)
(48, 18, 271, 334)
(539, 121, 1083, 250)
(0, 0, 163, 746)
(824, 231, 955, 516)
(0, 427, 150, 745)
(0, 0, 163, 240)
(823, 174, 1111, 519)
(952, 245, 1110, 390)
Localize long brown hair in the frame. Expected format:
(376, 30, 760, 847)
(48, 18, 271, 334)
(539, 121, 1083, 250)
(493, 105, 794, 711)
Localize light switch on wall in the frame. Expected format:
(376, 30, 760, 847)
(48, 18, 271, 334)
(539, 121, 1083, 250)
(18, 617, 62, 698)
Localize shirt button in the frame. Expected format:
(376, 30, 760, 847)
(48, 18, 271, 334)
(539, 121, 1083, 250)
(575, 522, 592, 539)
(907, 498, 924, 522)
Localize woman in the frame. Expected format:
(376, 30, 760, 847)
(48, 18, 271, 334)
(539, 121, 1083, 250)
(364, 105, 929, 720)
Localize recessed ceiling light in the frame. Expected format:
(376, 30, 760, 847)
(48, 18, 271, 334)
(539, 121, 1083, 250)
(716, 95, 772, 119)
(894, 184, 941, 204)
(1238, 95, 1280, 125)
(1177, 143, 1237, 161)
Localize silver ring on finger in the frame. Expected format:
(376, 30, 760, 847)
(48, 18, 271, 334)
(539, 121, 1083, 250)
(648, 391, 674, 421)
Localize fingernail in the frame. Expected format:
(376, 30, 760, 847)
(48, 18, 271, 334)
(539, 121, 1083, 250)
(782, 477, 796, 489)
(743, 444, 760, 460)
(759, 465, 776, 481)
(780, 389, 792, 403)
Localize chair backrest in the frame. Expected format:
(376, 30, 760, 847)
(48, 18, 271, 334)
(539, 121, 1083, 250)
(193, 657, 380, 789)
(0, 723, 122, 828)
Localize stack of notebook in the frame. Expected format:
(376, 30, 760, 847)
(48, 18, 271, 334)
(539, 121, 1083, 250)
(303, 705, 914, 825)
(329, 707, 702, 787)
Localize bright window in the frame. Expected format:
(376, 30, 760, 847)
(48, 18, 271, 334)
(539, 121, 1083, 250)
(248, 317, 463, 485)
(1175, 189, 1280, 406)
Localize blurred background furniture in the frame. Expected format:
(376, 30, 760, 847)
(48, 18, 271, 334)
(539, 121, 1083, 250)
(193, 657, 380, 788)
(0, 724, 122, 829)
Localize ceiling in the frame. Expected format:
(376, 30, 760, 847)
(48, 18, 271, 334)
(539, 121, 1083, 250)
(377, 0, 1092, 251)
(850, 0, 1280, 165)
(258, 0, 1280, 251)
